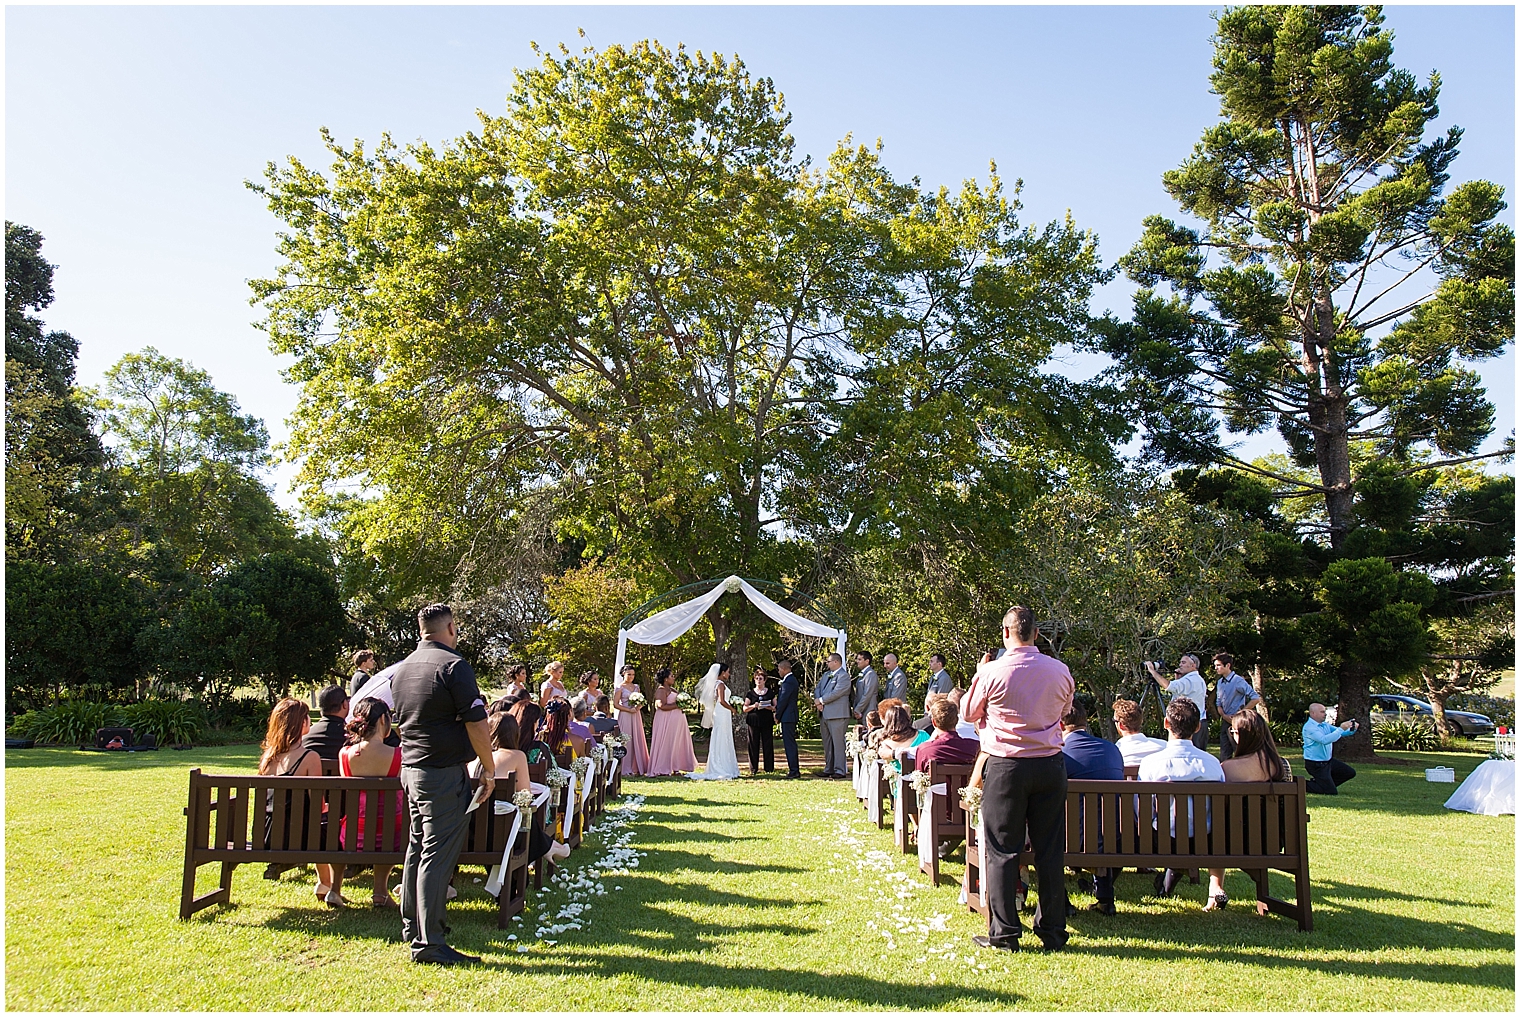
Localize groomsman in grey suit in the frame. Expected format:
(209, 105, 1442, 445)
(926, 653, 954, 701)
(882, 653, 908, 704)
(814, 652, 852, 778)
(851, 651, 879, 723)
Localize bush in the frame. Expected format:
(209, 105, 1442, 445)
(1373, 715, 1437, 751)
(1269, 719, 1302, 747)
(121, 700, 205, 746)
(9, 701, 121, 745)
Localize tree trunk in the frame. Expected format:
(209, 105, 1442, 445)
(1428, 689, 1453, 743)
(1309, 392, 1356, 549)
(1336, 661, 1377, 761)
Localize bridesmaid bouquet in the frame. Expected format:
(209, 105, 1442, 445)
(627, 690, 647, 708)
(675, 691, 696, 712)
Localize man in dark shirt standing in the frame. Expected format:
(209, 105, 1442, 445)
(775, 658, 801, 779)
(390, 604, 494, 966)
(302, 685, 350, 760)
(1059, 702, 1125, 916)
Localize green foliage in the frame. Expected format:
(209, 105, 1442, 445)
(120, 699, 206, 746)
(8, 701, 120, 745)
(250, 39, 1120, 670)
(1097, 6, 1512, 546)
(1268, 719, 1303, 748)
(4, 558, 149, 710)
(1372, 713, 1438, 752)
(157, 552, 348, 704)
(93, 348, 300, 584)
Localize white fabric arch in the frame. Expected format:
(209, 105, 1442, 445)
(613, 575, 846, 675)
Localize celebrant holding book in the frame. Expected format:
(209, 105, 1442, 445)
(744, 667, 778, 775)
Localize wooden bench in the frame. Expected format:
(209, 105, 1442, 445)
(179, 768, 534, 927)
(863, 758, 893, 829)
(962, 777, 1313, 931)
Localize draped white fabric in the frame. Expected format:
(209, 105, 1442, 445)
(613, 575, 847, 674)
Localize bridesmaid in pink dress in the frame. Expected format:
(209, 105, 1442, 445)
(614, 665, 651, 776)
(647, 666, 698, 776)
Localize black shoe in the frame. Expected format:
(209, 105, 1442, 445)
(971, 934, 1019, 953)
(413, 945, 480, 966)
(263, 863, 292, 880)
(1038, 938, 1068, 952)
(1152, 870, 1178, 898)
(1066, 902, 1080, 918)
(1088, 901, 1116, 916)
(1076, 874, 1095, 895)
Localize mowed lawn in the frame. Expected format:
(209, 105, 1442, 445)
(4, 745, 1514, 1011)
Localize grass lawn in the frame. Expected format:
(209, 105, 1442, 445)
(4, 744, 1514, 1010)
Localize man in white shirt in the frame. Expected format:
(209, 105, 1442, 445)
(1138, 697, 1224, 897)
(1145, 654, 1210, 752)
(1111, 698, 1166, 766)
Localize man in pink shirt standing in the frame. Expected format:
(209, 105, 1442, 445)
(963, 605, 1075, 952)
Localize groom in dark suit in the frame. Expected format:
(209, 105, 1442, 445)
(776, 658, 801, 779)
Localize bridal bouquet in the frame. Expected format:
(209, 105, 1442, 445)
(627, 690, 647, 708)
(727, 693, 744, 708)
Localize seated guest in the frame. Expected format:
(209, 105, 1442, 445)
(1059, 702, 1125, 915)
(258, 698, 337, 904)
(1112, 698, 1166, 766)
(1200, 711, 1292, 911)
(909, 697, 980, 772)
(338, 698, 404, 907)
(948, 688, 978, 741)
(569, 699, 596, 742)
(875, 704, 919, 762)
(509, 700, 554, 769)
(1138, 698, 1225, 898)
(912, 693, 941, 732)
(469, 712, 569, 864)
(543, 700, 587, 762)
(1302, 703, 1358, 795)
(302, 684, 351, 760)
(588, 694, 618, 735)
(862, 709, 883, 748)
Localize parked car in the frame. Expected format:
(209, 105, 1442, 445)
(1370, 694, 1496, 737)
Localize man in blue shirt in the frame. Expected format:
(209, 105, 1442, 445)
(1060, 702, 1125, 916)
(1301, 702, 1358, 794)
(1212, 653, 1261, 761)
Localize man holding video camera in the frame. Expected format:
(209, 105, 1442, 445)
(1144, 655, 1210, 752)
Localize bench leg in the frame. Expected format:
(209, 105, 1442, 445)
(1295, 861, 1313, 932)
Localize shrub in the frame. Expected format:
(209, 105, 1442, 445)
(1373, 714, 1437, 751)
(121, 700, 205, 746)
(9, 701, 122, 745)
(1269, 720, 1302, 747)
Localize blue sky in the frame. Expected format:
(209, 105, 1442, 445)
(6, 4, 1514, 507)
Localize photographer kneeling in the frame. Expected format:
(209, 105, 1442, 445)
(1301, 703, 1358, 795)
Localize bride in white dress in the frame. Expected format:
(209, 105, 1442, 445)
(688, 662, 741, 781)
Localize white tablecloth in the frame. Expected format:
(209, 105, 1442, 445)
(1444, 759, 1515, 816)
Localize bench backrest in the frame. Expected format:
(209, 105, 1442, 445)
(1061, 777, 1308, 863)
(184, 768, 519, 862)
(923, 761, 974, 829)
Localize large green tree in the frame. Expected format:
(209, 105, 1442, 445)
(4, 223, 106, 560)
(251, 40, 1119, 676)
(94, 348, 300, 592)
(1096, 7, 1514, 756)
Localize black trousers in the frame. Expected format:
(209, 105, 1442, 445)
(747, 722, 775, 772)
(780, 721, 800, 775)
(399, 765, 471, 959)
(1219, 721, 1237, 761)
(982, 754, 1069, 948)
(1304, 757, 1356, 795)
